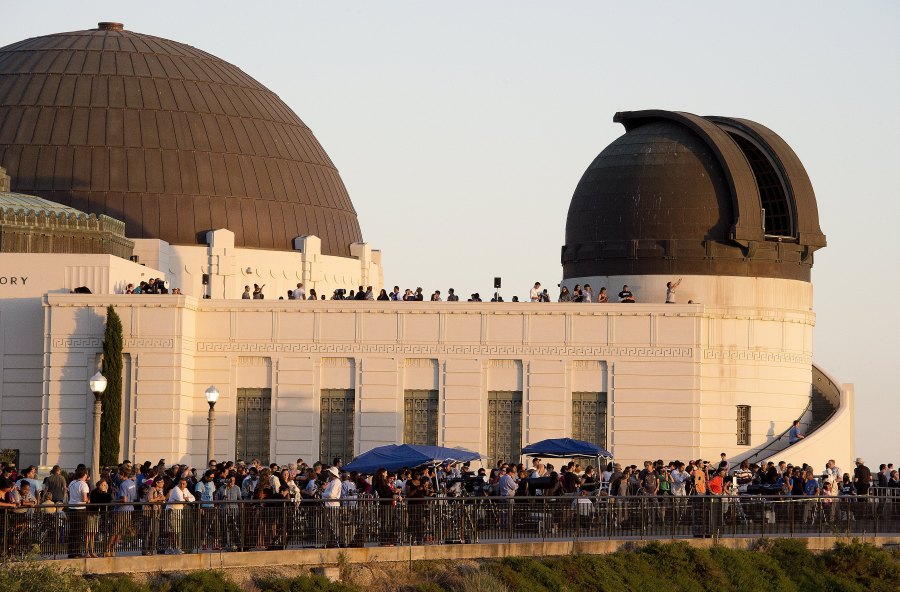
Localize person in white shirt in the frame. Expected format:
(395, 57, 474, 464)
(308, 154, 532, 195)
(166, 479, 195, 554)
(529, 282, 542, 302)
(665, 278, 682, 303)
(824, 459, 842, 485)
(670, 462, 689, 521)
(572, 489, 594, 522)
(671, 464, 689, 496)
(292, 283, 306, 300)
(583, 284, 594, 303)
(66, 467, 90, 558)
(322, 467, 342, 508)
(321, 467, 344, 546)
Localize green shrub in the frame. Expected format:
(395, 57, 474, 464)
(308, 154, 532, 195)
(822, 540, 900, 592)
(163, 571, 241, 592)
(450, 571, 509, 592)
(257, 574, 360, 592)
(411, 584, 444, 592)
(0, 556, 90, 592)
(709, 545, 796, 592)
(88, 575, 151, 592)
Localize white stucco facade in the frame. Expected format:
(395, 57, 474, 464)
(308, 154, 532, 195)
(32, 284, 854, 471)
(131, 230, 383, 301)
(0, 253, 163, 461)
(0, 248, 855, 473)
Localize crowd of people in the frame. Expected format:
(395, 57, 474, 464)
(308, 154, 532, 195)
(105, 277, 696, 304)
(123, 278, 181, 295)
(0, 453, 896, 558)
(236, 279, 693, 305)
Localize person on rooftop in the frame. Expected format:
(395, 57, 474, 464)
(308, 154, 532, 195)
(665, 278, 683, 303)
(618, 285, 635, 303)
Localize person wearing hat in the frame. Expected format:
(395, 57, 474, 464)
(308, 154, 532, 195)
(853, 458, 872, 495)
(322, 467, 342, 506)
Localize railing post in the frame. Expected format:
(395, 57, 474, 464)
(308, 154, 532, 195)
(639, 497, 645, 540)
(818, 498, 824, 536)
(575, 498, 580, 543)
(507, 498, 512, 544)
(789, 499, 795, 537)
(873, 496, 879, 537)
(671, 497, 676, 539)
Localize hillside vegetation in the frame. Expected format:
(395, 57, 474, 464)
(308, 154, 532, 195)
(1, 539, 897, 592)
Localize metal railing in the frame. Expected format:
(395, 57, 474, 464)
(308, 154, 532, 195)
(2, 494, 898, 559)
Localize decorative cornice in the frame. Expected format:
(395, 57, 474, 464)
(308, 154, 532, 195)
(196, 342, 694, 358)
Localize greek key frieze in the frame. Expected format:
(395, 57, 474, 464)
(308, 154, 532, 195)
(51, 337, 102, 349)
(123, 338, 175, 349)
(703, 349, 811, 364)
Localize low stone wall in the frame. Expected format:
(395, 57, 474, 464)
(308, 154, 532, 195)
(49, 534, 900, 575)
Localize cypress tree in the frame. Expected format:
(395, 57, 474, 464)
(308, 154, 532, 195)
(99, 305, 123, 467)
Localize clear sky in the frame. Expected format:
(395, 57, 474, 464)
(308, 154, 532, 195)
(4, 1, 898, 465)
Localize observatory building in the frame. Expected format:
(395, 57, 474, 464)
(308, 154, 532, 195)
(0, 23, 852, 471)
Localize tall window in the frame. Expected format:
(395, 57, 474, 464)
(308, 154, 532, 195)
(321, 389, 355, 462)
(404, 390, 439, 446)
(487, 391, 522, 466)
(235, 388, 271, 463)
(736, 405, 751, 446)
(572, 392, 608, 449)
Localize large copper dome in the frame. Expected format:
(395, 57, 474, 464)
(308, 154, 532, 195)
(0, 22, 362, 256)
(562, 110, 827, 281)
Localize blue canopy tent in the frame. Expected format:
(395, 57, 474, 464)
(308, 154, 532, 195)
(521, 438, 612, 460)
(344, 444, 481, 474)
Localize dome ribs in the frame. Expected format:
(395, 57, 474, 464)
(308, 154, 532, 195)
(562, 110, 825, 282)
(0, 26, 363, 255)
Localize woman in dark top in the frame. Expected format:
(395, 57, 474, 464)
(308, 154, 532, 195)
(544, 472, 563, 497)
(404, 470, 431, 543)
(377, 289, 390, 301)
(515, 470, 529, 497)
(272, 484, 292, 549)
(373, 468, 398, 545)
(86, 480, 112, 558)
(354, 473, 370, 496)
(791, 469, 806, 497)
(252, 485, 273, 549)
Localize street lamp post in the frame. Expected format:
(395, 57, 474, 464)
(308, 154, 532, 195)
(205, 386, 220, 464)
(89, 372, 108, 481)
